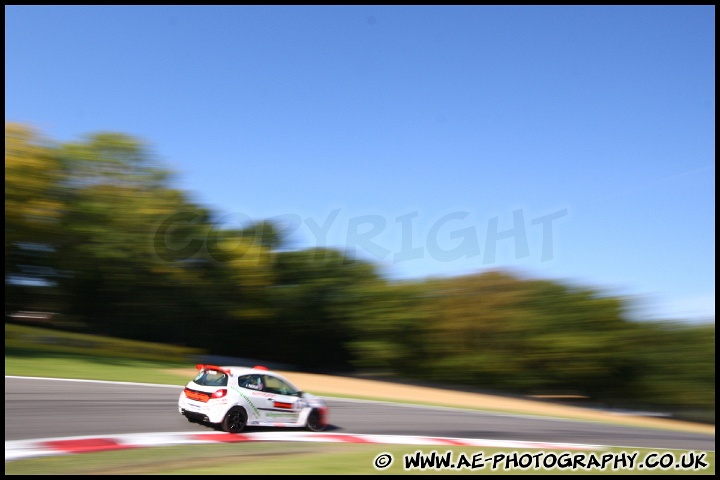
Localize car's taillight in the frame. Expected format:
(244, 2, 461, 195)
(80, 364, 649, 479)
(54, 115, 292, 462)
(211, 389, 228, 399)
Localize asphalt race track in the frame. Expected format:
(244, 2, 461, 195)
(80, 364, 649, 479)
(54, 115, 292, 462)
(5, 377, 715, 453)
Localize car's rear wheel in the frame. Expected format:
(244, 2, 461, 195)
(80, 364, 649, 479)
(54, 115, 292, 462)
(222, 407, 247, 433)
(306, 409, 326, 432)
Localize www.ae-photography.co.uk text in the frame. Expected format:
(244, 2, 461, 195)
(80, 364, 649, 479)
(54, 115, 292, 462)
(152, 208, 569, 266)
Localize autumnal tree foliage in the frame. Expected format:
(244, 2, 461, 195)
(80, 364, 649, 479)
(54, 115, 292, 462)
(5, 122, 715, 422)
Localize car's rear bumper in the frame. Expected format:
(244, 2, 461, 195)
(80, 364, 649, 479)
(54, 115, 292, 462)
(181, 408, 210, 423)
(178, 396, 227, 423)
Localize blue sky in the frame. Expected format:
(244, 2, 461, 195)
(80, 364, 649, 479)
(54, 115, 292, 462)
(5, 6, 715, 323)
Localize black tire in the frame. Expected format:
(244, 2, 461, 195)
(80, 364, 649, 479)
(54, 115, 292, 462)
(221, 407, 247, 433)
(306, 409, 326, 432)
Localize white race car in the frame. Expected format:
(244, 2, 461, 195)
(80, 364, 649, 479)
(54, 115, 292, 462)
(178, 364, 329, 433)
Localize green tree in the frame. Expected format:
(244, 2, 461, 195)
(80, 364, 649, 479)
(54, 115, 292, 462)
(344, 281, 434, 375)
(5, 123, 65, 314)
(407, 270, 639, 400)
(52, 131, 223, 341)
(625, 321, 715, 421)
(266, 248, 382, 371)
(510, 280, 637, 400)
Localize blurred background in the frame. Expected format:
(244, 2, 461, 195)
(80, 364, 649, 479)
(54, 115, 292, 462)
(5, 6, 715, 425)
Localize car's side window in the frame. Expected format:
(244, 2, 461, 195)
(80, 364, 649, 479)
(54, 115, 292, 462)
(262, 376, 296, 395)
(239, 374, 264, 391)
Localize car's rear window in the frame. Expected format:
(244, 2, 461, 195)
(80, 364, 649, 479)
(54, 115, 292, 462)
(193, 370, 228, 387)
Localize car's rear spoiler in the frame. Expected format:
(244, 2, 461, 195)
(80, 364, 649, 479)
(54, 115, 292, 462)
(195, 364, 232, 375)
